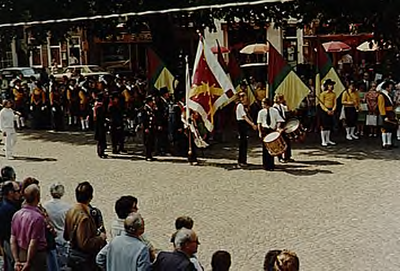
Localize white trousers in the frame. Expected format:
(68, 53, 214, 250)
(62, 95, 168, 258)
(3, 129, 16, 158)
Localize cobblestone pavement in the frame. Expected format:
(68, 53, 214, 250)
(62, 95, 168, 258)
(4, 130, 400, 271)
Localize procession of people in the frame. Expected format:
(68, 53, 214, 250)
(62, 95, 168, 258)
(0, 66, 399, 167)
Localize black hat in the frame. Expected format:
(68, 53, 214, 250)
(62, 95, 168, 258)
(323, 79, 336, 86)
(145, 95, 154, 103)
(160, 87, 169, 95)
(111, 92, 120, 99)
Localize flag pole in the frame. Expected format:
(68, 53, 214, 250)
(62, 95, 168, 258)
(185, 55, 192, 157)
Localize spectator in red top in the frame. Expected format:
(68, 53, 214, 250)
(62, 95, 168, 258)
(10, 184, 47, 271)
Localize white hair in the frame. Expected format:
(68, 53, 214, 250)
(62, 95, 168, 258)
(174, 228, 194, 249)
(124, 213, 143, 234)
(50, 183, 65, 198)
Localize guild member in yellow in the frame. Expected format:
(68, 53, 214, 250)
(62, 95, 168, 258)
(342, 81, 360, 140)
(318, 79, 337, 147)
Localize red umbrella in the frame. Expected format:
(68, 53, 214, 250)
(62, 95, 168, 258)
(211, 46, 230, 54)
(322, 41, 351, 53)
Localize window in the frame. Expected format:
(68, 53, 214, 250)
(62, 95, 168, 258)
(48, 38, 62, 68)
(68, 37, 81, 65)
(30, 46, 43, 68)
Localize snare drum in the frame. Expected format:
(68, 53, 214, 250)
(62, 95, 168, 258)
(284, 119, 306, 141)
(263, 131, 287, 156)
(395, 106, 400, 118)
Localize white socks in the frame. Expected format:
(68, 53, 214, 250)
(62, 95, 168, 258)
(346, 127, 352, 140)
(326, 130, 336, 145)
(350, 127, 359, 139)
(321, 131, 327, 146)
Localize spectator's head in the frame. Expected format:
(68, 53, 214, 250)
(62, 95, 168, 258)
(175, 216, 194, 230)
(50, 183, 65, 199)
(21, 177, 39, 193)
(174, 228, 199, 257)
(211, 250, 231, 271)
(1, 181, 21, 203)
(238, 92, 248, 105)
(263, 250, 299, 271)
(115, 196, 138, 219)
(1, 166, 16, 182)
(124, 212, 144, 237)
(75, 181, 93, 204)
(24, 184, 40, 205)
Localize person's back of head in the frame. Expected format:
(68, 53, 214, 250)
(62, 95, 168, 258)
(175, 216, 194, 230)
(50, 183, 65, 199)
(115, 195, 138, 219)
(264, 250, 299, 271)
(1, 181, 16, 199)
(211, 250, 231, 271)
(24, 184, 40, 205)
(124, 212, 144, 237)
(21, 177, 39, 193)
(1, 166, 16, 182)
(75, 181, 93, 204)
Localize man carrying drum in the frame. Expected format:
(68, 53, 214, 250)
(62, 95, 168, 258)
(273, 94, 295, 163)
(257, 98, 285, 171)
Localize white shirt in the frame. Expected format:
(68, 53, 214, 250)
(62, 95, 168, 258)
(273, 103, 287, 120)
(257, 107, 284, 130)
(236, 103, 247, 121)
(0, 108, 15, 131)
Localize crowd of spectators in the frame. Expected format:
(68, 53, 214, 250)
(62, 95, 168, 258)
(0, 166, 299, 271)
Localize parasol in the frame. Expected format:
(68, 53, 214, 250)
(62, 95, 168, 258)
(322, 41, 351, 53)
(240, 43, 269, 54)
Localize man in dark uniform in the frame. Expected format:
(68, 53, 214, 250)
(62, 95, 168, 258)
(49, 76, 64, 131)
(142, 96, 156, 161)
(94, 93, 108, 158)
(108, 93, 126, 154)
(155, 88, 172, 155)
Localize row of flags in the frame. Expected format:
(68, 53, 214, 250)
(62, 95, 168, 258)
(146, 37, 345, 133)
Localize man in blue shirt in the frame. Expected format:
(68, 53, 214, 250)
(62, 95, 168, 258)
(0, 181, 22, 271)
(96, 212, 151, 271)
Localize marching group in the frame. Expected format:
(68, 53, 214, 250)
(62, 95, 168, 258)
(0, 166, 300, 271)
(0, 72, 201, 162)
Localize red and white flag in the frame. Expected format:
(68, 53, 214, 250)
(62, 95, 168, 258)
(188, 36, 236, 132)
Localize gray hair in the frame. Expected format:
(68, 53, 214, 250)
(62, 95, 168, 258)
(50, 183, 65, 198)
(174, 228, 194, 249)
(124, 213, 143, 234)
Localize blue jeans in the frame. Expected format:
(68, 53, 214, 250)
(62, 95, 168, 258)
(47, 249, 60, 271)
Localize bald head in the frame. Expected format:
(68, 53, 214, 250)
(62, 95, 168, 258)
(24, 184, 40, 205)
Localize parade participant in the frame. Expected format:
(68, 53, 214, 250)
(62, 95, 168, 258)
(12, 79, 26, 129)
(49, 77, 64, 131)
(156, 88, 172, 155)
(182, 109, 199, 165)
(236, 92, 257, 168)
(67, 79, 80, 127)
(342, 81, 360, 140)
(318, 79, 337, 147)
(94, 92, 108, 158)
(142, 96, 156, 161)
(257, 98, 284, 171)
(273, 94, 294, 163)
(78, 79, 90, 131)
(108, 93, 126, 154)
(378, 81, 397, 149)
(0, 100, 17, 160)
(30, 83, 46, 129)
(365, 82, 379, 137)
(121, 82, 134, 128)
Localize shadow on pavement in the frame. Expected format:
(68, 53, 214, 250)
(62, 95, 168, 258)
(0, 154, 57, 162)
(19, 129, 400, 162)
